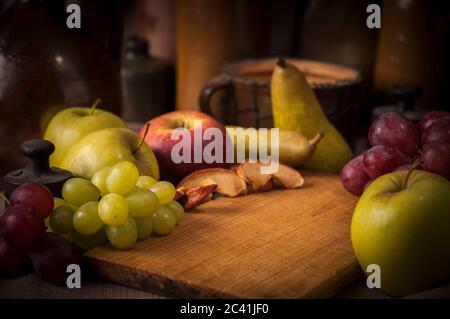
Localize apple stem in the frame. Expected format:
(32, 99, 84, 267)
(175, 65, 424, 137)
(0, 191, 9, 205)
(403, 158, 422, 189)
(133, 122, 150, 154)
(90, 98, 102, 115)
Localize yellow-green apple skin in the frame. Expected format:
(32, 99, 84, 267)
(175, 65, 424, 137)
(351, 170, 450, 297)
(59, 128, 159, 180)
(44, 107, 127, 166)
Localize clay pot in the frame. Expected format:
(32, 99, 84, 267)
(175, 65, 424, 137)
(199, 58, 362, 136)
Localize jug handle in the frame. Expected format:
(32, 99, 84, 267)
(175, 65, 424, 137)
(199, 74, 232, 116)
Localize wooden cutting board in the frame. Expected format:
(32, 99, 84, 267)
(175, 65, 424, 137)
(85, 174, 362, 298)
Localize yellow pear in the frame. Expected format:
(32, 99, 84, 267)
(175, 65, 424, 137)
(226, 126, 323, 167)
(271, 58, 352, 173)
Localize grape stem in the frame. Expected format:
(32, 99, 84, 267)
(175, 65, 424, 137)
(0, 191, 9, 205)
(133, 122, 150, 154)
(403, 158, 422, 189)
(90, 98, 102, 115)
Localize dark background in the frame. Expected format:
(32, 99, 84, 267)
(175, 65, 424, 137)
(1, 0, 448, 107)
(0, 0, 449, 179)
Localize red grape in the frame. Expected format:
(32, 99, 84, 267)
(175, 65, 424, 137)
(0, 203, 45, 248)
(0, 236, 30, 277)
(363, 145, 410, 179)
(417, 110, 450, 135)
(30, 232, 82, 286)
(421, 119, 450, 146)
(341, 154, 371, 196)
(368, 112, 419, 156)
(394, 163, 422, 172)
(9, 182, 54, 218)
(421, 141, 450, 180)
(363, 180, 373, 192)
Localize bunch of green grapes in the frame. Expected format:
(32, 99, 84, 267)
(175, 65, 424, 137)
(48, 161, 184, 250)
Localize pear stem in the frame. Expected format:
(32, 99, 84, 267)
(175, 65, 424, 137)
(276, 57, 287, 68)
(133, 122, 150, 154)
(90, 98, 102, 115)
(309, 132, 324, 147)
(403, 158, 422, 189)
(0, 191, 9, 205)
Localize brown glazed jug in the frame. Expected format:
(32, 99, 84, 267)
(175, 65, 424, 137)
(373, 0, 447, 109)
(0, 0, 123, 185)
(175, 0, 269, 110)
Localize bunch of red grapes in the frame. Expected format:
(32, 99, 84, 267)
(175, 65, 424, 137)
(0, 182, 81, 285)
(342, 111, 450, 196)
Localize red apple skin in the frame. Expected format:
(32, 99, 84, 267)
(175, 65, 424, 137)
(141, 111, 230, 184)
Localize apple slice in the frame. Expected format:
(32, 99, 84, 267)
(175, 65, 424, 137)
(177, 168, 247, 198)
(273, 164, 305, 188)
(175, 164, 303, 210)
(235, 162, 272, 191)
(181, 181, 218, 210)
(235, 162, 304, 190)
(259, 180, 274, 192)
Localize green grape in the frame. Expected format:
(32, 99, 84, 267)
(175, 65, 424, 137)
(50, 206, 75, 234)
(53, 197, 66, 209)
(60, 233, 73, 243)
(72, 228, 107, 251)
(62, 178, 101, 207)
(91, 166, 112, 196)
(136, 175, 157, 189)
(148, 181, 176, 205)
(106, 161, 139, 195)
(152, 206, 176, 235)
(54, 198, 79, 212)
(73, 201, 104, 235)
(98, 193, 129, 225)
(125, 187, 158, 218)
(44, 216, 51, 228)
(105, 216, 137, 249)
(165, 200, 184, 225)
(134, 216, 153, 240)
(68, 204, 79, 211)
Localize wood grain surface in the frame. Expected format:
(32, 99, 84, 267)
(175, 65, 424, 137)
(85, 174, 362, 298)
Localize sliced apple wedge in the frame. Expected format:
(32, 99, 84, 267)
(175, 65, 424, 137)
(235, 162, 272, 191)
(273, 165, 304, 188)
(175, 163, 304, 210)
(235, 162, 304, 190)
(182, 182, 218, 210)
(177, 168, 247, 198)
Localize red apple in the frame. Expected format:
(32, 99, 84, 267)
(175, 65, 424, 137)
(140, 111, 230, 184)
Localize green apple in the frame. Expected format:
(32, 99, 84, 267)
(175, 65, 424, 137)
(352, 170, 450, 297)
(43, 100, 126, 166)
(59, 128, 159, 180)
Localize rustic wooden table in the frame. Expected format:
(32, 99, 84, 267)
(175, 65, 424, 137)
(2, 186, 450, 299)
(1, 274, 450, 299)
